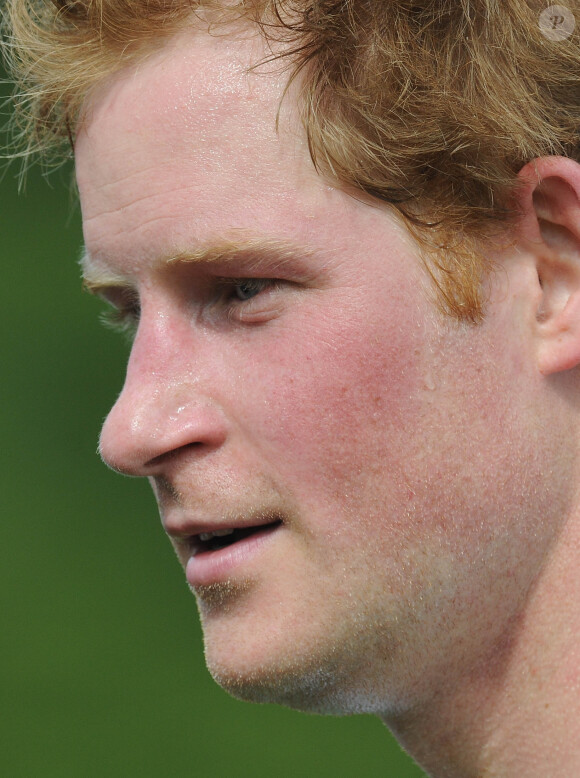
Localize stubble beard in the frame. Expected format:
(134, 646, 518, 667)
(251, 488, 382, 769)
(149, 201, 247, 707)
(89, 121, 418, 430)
(194, 581, 414, 717)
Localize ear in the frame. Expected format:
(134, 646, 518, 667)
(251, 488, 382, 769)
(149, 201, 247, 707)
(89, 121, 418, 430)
(516, 157, 580, 376)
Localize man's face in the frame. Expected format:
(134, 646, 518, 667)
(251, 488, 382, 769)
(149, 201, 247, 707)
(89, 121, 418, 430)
(76, 25, 562, 716)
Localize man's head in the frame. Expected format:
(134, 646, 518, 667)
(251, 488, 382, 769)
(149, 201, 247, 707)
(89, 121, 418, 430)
(5, 1, 580, 773)
(74, 14, 576, 712)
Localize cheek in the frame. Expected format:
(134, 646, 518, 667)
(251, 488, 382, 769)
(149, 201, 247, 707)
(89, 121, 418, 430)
(240, 300, 429, 506)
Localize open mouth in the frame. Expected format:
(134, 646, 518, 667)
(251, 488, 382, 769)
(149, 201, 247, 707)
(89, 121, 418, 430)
(196, 519, 283, 553)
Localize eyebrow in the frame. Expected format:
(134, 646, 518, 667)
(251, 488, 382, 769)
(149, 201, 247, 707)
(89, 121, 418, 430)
(81, 236, 323, 295)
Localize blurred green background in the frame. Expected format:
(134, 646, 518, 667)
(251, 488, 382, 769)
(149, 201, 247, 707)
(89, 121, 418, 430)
(0, 79, 425, 777)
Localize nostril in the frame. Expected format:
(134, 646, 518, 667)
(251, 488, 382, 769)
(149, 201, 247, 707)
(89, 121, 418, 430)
(145, 440, 206, 469)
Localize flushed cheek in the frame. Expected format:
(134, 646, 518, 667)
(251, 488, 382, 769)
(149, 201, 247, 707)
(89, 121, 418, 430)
(247, 307, 429, 505)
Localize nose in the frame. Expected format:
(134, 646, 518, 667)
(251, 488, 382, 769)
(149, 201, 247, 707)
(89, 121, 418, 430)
(99, 310, 228, 477)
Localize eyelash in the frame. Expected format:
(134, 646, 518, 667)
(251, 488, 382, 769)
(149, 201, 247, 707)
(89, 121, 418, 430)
(216, 277, 276, 303)
(100, 278, 278, 335)
(100, 299, 141, 337)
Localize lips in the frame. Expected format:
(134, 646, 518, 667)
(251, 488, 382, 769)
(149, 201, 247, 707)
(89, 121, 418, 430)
(196, 520, 283, 552)
(164, 512, 285, 588)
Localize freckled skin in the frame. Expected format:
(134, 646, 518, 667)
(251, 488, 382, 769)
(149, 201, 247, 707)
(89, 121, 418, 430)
(76, 23, 573, 733)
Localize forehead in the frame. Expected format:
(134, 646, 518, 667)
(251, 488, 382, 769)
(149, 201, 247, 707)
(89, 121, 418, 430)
(75, 21, 421, 288)
(76, 26, 312, 257)
(83, 27, 286, 145)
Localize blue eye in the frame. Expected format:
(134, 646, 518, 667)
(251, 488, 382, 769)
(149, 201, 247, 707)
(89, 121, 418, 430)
(233, 279, 269, 301)
(213, 277, 282, 322)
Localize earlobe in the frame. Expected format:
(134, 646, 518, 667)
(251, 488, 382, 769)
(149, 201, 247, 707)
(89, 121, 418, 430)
(516, 158, 580, 376)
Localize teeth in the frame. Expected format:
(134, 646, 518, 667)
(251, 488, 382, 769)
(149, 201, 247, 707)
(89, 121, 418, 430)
(199, 528, 235, 542)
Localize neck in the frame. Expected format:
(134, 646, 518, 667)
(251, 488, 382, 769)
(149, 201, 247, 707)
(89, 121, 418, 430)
(382, 518, 580, 778)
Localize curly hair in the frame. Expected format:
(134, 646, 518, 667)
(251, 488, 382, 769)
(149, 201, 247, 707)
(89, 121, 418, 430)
(3, 0, 580, 319)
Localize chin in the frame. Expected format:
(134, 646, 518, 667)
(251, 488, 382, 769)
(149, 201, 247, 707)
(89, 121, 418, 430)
(201, 624, 402, 716)
(209, 660, 343, 713)
(194, 575, 421, 717)
(207, 658, 408, 716)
